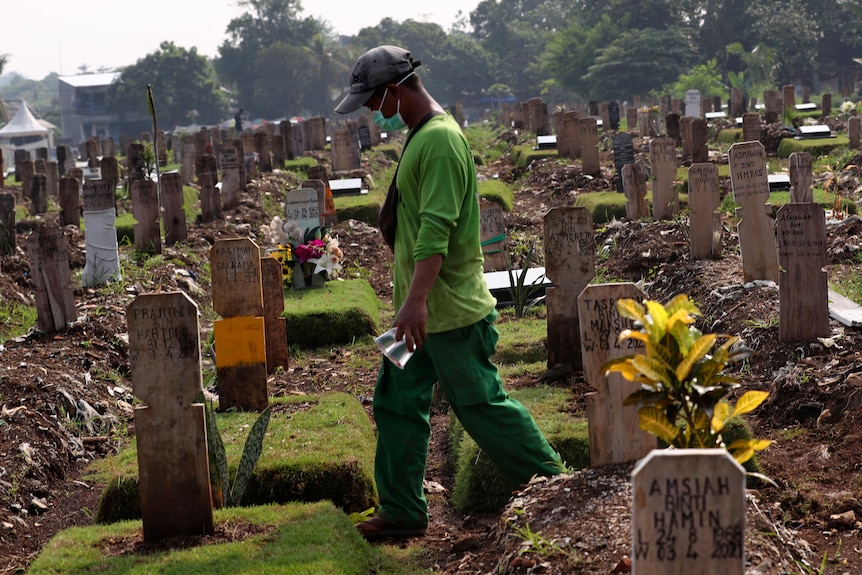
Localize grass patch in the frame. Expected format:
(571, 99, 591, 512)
(89, 393, 378, 524)
(29, 501, 426, 575)
(776, 135, 849, 158)
(573, 191, 628, 223)
(494, 315, 547, 366)
(0, 298, 37, 343)
(478, 179, 514, 211)
(283, 156, 318, 174)
(449, 385, 589, 513)
(282, 279, 380, 348)
(511, 145, 558, 169)
(464, 123, 511, 165)
(717, 128, 742, 144)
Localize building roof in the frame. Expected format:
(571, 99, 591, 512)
(58, 72, 121, 88)
(0, 99, 50, 137)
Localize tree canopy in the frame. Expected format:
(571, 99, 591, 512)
(107, 41, 228, 129)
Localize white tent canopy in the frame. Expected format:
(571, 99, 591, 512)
(0, 100, 55, 163)
(0, 101, 50, 137)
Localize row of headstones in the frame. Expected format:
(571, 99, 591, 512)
(541, 144, 828, 378)
(540, 203, 828, 572)
(502, 86, 833, 134)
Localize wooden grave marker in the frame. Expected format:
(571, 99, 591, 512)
(46, 161, 59, 198)
(26, 226, 76, 333)
(31, 173, 48, 215)
(254, 131, 272, 173)
(680, 116, 694, 159)
(849, 116, 861, 149)
(632, 449, 746, 574)
(81, 180, 121, 286)
(219, 142, 243, 209)
(127, 291, 214, 541)
(0, 193, 15, 255)
(131, 179, 162, 254)
(579, 283, 654, 466)
(728, 141, 779, 283)
(211, 238, 268, 411)
(789, 152, 813, 204)
(622, 163, 649, 220)
(261, 256, 289, 374)
(688, 163, 721, 259)
(691, 119, 709, 164)
(559, 110, 580, 158)
(544, 207, 595, 374)
(161, 172, 188, 245)
(479, 199, 508, 272)
(58, 176, 80, 228)
(776, 203, 830, 342)
(181, 139, 196, 185)
(649, 137, 678, 220)
(741, 113, 761, 143)
(196, 154, 223, 223)
(665, 113, 681, 147)
(578, 117, 600, 176)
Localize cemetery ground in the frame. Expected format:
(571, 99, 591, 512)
(3, 134, 862, 573)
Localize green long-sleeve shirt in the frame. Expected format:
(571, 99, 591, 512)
(393, 113, 496, 333)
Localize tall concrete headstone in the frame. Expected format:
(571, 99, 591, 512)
(579, 283, 654, 466)
(26, 226, 76, 333)
(544, 207, 596, 373)
(776, 203, 830, 342)
(127, 292, 214, 541)
(688, 163, 722, 259)
(81, 180, 121, 286)
(649, 137, 678, 220)
(632, 450, 746, 575)
(728, 142, 779, 283)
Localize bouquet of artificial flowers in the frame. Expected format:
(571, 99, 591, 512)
(261, 216, 343, 280)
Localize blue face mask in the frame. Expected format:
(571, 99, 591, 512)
(372, 108, 406, 132)
(371, 73, 413, 132)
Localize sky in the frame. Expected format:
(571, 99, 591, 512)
(0, 0, 479, 81)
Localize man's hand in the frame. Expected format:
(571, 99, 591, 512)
(394, 254, 443, 352)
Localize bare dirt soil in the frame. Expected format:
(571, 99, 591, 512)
(2, 133, 862, 574)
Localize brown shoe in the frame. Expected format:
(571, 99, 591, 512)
(356, 516, 427, 541)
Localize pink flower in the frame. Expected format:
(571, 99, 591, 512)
(295, 240, 326, 263)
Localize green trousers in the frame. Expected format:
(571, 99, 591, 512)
(372, 310, 561, 528)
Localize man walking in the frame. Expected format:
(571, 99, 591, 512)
(336, 45, 561, 541)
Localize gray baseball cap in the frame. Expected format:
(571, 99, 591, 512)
(335, 45, 421, 114)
